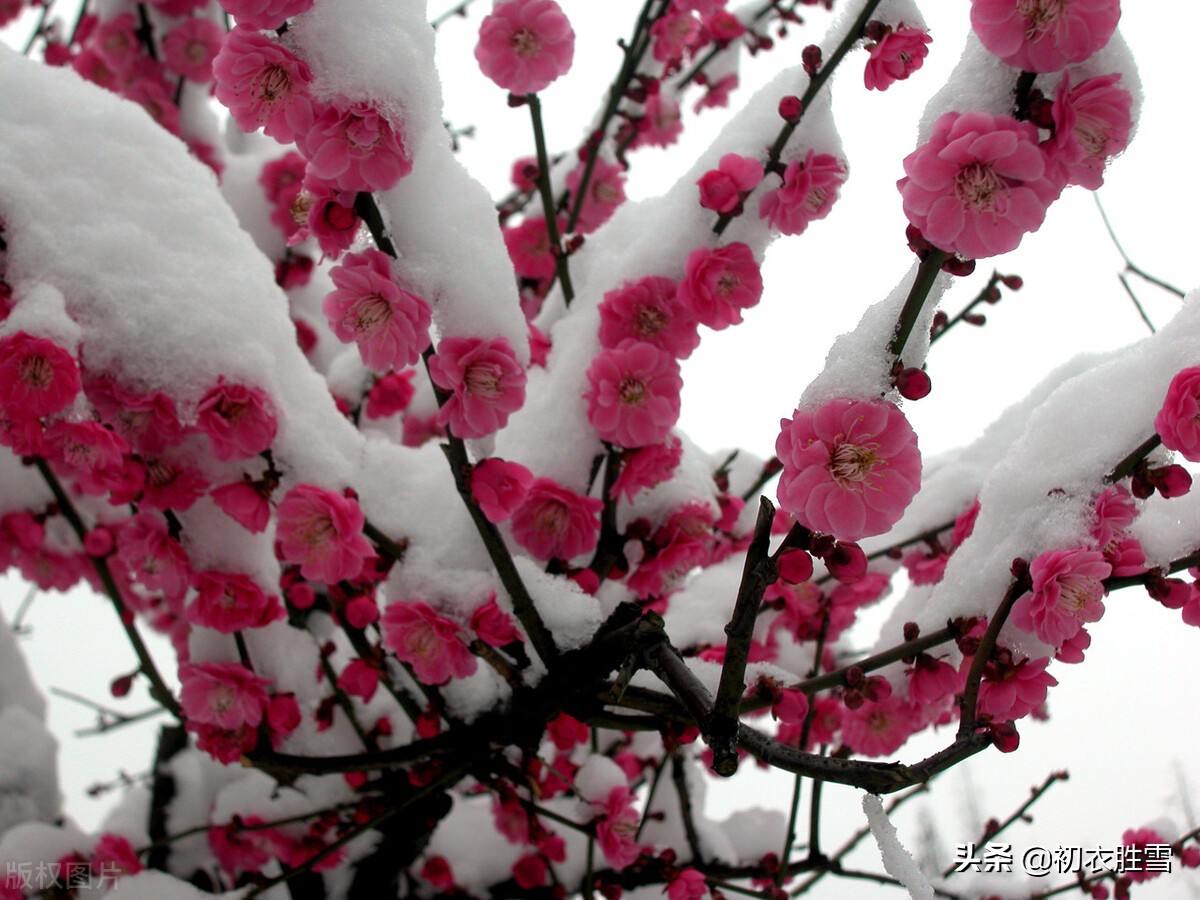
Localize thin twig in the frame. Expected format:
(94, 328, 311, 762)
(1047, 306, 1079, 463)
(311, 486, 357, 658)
(1095, 194, 1186, 299)
(528, 94, 575, 305)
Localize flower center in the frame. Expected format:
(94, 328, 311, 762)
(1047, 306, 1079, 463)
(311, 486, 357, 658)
(1016, 0, 1065, 38)
(804, 186, 830, 213)
(1058, 574, 1102, 616)
(954, 161, 1007, 213)
(634, 305, 667, 337)
(535, 502, 568, 537)
(465, 362, 503, 398)
(345, 112, 382, 152)
(618, 376, 646, 405)
(1075, 117, 1110, 158)
(828, 441, 879, 488)
(511, 27, 540, 58)
(299, 513, 336, 548)
(257, 64, 292, 104)
(347, 294, 392, 338)
(18, 355, 52, 390)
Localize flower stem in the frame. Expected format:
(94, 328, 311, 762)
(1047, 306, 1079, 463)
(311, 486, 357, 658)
(528, 94, 576, 306)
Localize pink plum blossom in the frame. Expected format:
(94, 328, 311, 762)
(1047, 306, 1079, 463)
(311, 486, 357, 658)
(592, 785, 643, 869)
(161, 17, 223, 83)
(503, 216, 557, 281)
(211, 481, 272, 534)
(474, 0, 575, 95)
(775, 398, 921, 542)
(212, 27, 314, 144)
(1011, 547, 1111, 647)
(667, 868, 710, 900)
(585, 341, 683, 448)
(469, 458, 534, 523)
(510, 477, 602, 561)
(598, 275, 699, 358)
(1122, 827, 1169, 883)
(323, 249, 432, 371)
(975, 650, 1057, 722)
(759, 149, 846, 235)
(1047, 72, 1133, 190)
(180, 660, 271, 730)
(635, 92, 683, 148)
(218, 0, 315, 32)
(381, 600, 477, 685)
(839, 696, 918, 757)
(1155, 366, 1200, 461)
(114, 512, 192, 603)
(969, 0, 1121, 73)
(43, 419, 128, 495)
(696, 153, 763, 214)
(299, 98, 413, 193)
(0, 331, 80, 418)
(85, 377, 183, 454)
(676, 241, 763, 330)
(864, 25, 932, 90)
(650, 10, 702, 64)
(91, 834, 143, 880)
(428, 336, 527, 439)
(898, 111, 1059, 259)
(275, 484, 374, 583)
(565, 156, 626, 233)
(365, 370, 416, 419)
(470, 595, 524, 647)
(195, 380, 277, 461)
(186, 570, 284, 634)
(611, 437, 682, 501)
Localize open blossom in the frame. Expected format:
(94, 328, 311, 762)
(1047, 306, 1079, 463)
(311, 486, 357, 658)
(86, 377, 183, 454)
(510, 477, 602, 561)
(0, 331, 80, 419)
(969, 0, 1121, 73)
(428, 336, 527, 439)
(898, 111, 1059, 259)
(162, 18, 223, 82)
(864, 25, 932, 90)
(758, 150, 846, 235)
(470, 458, 534, 523)
(114, 512, 192, 603)
(650, 10, 702, 64)
(211, 481, 271, 533)
(592, 786, 643, 869)
(217, 0, 315, 31)
(676, 241, 763, 330)
(598, 276, 698, 358)
(975, 651, 1057, 722)
(196, 381, 277, 461)
(1047, 72, 1133, 190)
(323, 249, 432, 371)
(503, 216, 557, 282)
(776, 398, 921, 542)
(611, 437, 682, 501)
(635, 92, 683, 148)
(180, 661, 271, 730)
(212, 27, 314, 144)
(1011, 548, 1111, 647)
(696, 153, 763, 214)
(667, 868, 710, 900)
(470, 595, 524, 647)
(186, 570, 284, 634)
(475, 0, 575, 95)
(565, 156, 626, 233)
(1154, 366, 1200, 461)
(381, 600, 477, 685)
(276, 484, 374, 583)
(839, 696, 918, 757)
(300, 98, 413, 193)
(585, 341, 683, 449)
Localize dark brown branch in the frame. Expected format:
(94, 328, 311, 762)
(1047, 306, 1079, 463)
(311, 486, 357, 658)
(888, 249, 951, 361)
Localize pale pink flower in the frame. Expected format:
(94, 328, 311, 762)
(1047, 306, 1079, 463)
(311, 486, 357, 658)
(969, 0, 1120, 73)
(611, 437, 682, 501)
(218, 0, 315, 31)
(186, 571, 284, 634)
(1155, 366, 1200, 462)
(598, 276, 699, 358)
(300, 98, 413, 193)
(365, 370, 416, 419)
(474, 0, 575, 95)
(864, 25, 931, 90)
(1047, 71, 1133, 190)
(1011, 547, 1110, 646)
(276, 484, 374, 583)
(212, 27, 314, 144)
(162, 18, 223, 83)
(775, 398, 921, 542)
(668, 868, 710, 900)
(470, 595, 524, 647)
(592, 785, 643, 869)
(469, 458, 534, 523)
(585, 341, 683, 449)
(759, 150, 846, 235)
(303, 176, 362, 259)
(428, 336, 527, 439)
(697, 153, 764, 214)
(635, 93, 683, 148)
(503, 216, 558, 281)
(510, 477, 603, 561)
(898, 111, 1059, 259)
(180, 661, 271, 729)
(381, 600, 477, 685)
(650, 10, 702, 64)
(196, 381, 277, 461)
(565, 156, 626, 233)
(974, 650, 1056, 722)
(211, 481, 271, 533)
(839, 696, 917, 757)
(0, 331, 80, 418)
(323, 249, 432, 371)
(676, 241, 763, 330)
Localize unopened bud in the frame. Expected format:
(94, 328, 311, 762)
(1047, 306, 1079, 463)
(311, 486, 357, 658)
(778, 95, 803, 123)
(896, 367, 932, 400)
(801, 44, 822, 76)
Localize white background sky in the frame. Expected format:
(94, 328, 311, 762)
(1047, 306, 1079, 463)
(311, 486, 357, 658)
(3, 1, 1199, 897)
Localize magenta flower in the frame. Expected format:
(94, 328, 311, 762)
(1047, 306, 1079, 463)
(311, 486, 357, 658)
(585, 341, 683, 449)
(838, 696, 918, 757)
(469, 458, 534, 523)
(470, 595, 524, 647)
(365, 370, 416, 419)
(1011, 547, 1111, 647)
(975, 651, 1057, 722)
(634, 93, 683, 148)
(275, 484, 374, 584)
(180, 660, 272, 730)
(381, 600, 477, 685)
(696, 153, 764, 214)
(186, 571, 284, 634)
(1047, 72, 1133, 190)
(86, 377, 183, 455)
(970, 0, 1121, 73)
(300, 98, 413, 194)
(1156, 366, 1200, 461)
(323, 249, 432, 372)
(428, 336, 527, 439)
(758, 150, 846, 236)
(195, 380, 277, 461)
(598, 276, 698, 359)
(667, 868, 709, 900)
(898, 111, 1059, 259)
(864, 25, 932, 91)
(1122, 828, 1169, 883)
(775, 398, 921, 542)
(114, 512, 192, 603)
(564, 156, 626, 233)
(675, 241, 763, 330)
(0, 331, 81, 419)
(211, 481, 271, 534)
(162, 17, 223, 83)
(591, 786, 643, 869)
(503, 216, 557, 282)
(510, 477, 602, 561)
(649, 10, 702, 65)
(217, 0, 315, 32)
(475, 0, 575, 95)
(610, 437, 682, 501)
(212, 27, 314, 144)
